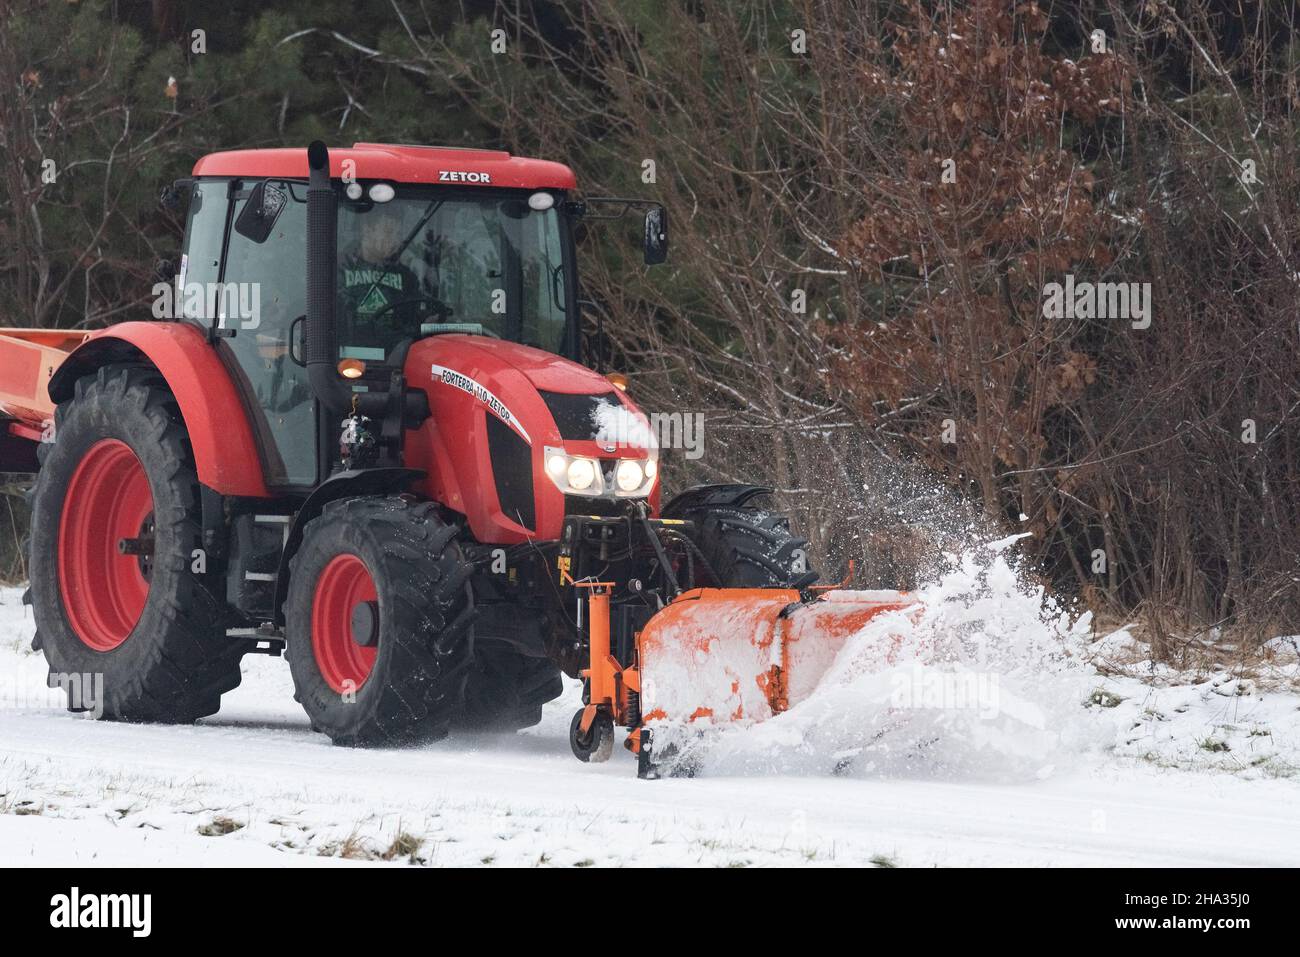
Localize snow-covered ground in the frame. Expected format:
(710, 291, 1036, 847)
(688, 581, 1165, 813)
(2, 548, 1298, 867)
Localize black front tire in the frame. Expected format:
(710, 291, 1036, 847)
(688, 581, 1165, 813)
(284, 496, 475, 746)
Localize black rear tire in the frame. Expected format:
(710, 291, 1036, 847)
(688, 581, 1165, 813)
(678, 505, 820, 589)
(284, 496, 475, 746)
(27, 364, 242, 723)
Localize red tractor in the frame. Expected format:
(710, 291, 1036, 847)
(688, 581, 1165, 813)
(1, 141, 858, 771)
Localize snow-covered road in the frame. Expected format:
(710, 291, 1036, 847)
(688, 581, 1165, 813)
(3, 576, 1298, 868)
(3, 656, 1298, 867)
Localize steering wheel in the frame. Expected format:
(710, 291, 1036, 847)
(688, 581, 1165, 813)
(363, 296, 454, 323)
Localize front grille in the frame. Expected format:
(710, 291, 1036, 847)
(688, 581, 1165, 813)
(563, 495, 630, 518)
(539, 390, 622, 440)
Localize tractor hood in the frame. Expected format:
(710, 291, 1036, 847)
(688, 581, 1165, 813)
(402, 334, 659, 546)
(419, 334, 614, 395)
(405, 333, 654, 450)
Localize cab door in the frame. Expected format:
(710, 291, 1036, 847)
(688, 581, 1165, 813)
(208, 179, 319, 488)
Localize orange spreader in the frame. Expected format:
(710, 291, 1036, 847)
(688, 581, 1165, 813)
(0, 328, 89, 426)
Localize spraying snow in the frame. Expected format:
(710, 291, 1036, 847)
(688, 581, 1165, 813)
(654, 535, 1111, 781)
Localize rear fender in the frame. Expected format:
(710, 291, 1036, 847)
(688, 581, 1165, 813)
(47, 322, 270, 498)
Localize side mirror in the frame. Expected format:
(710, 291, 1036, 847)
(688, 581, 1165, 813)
(643, 205, 668, 265)
(234, 180, 288, 244)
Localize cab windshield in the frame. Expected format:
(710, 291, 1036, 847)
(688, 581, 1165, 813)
(336, 188, 570, 359)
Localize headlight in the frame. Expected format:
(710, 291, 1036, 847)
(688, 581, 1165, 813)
(567, 458, 597, 491)
(543, 447, 605, 496)
(542, 446, 658, 498)
(546, 453, 567, 479)
(611, 451, 657, 497)
(615, 459, 644, 492)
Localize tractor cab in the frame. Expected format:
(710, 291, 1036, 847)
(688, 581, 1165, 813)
(177, 144, 574, 488)
(173, 142, 666, 491)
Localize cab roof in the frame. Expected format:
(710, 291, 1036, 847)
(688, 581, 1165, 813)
(191, 142, 577, 190)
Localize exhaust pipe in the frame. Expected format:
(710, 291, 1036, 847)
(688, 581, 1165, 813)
(305, 141, 351, 413)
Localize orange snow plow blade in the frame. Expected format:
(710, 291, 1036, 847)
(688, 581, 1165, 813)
(571, 579, 918, 776)
(635, 588, 915, 729)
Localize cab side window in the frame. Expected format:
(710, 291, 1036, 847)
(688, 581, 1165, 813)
(220, 181, 317, 486)
(179, 180, 227, 323)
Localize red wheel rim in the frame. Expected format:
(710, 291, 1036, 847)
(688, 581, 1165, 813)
(57, 439, 153, 652)
(312, 554, 379, 693)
